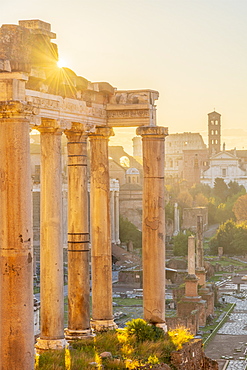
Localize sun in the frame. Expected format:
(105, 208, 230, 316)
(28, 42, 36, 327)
(57, 58, 67, 68)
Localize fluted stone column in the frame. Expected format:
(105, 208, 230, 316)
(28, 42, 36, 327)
(89, 127, 117, 331)
(136, 126, 168, 328)
(64, 127, 93, 340)
(36, 120, 66, 351)
(0, 101, 34, 369)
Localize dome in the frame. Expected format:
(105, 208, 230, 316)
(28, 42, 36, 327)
(126, 167, 140, 175)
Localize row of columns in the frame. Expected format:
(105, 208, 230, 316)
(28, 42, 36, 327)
(0, 105, 168, 369)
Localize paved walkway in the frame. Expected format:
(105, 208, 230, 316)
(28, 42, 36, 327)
(205, 292, 247, 370)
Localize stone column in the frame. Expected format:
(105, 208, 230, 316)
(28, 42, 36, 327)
(136, 126, 168, 328)
(64, 126, 92, 340)
(89, 127, 117, 331)
(0, 101, 34, 369)
(188, 236, 196, 276)
(36, 120, 66, 351)
(173, 202, 180, 236)
(110, 187, 116, 244)
(185, 236, 200, 299)
(196, 216, 206, 288)
(115, 190, 120, 244)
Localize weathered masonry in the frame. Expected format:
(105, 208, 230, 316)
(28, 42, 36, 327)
(0, 20, 168, 369)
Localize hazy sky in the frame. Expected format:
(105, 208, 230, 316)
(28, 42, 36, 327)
(1, 0, 247, 152)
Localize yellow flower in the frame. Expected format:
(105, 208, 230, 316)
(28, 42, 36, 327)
(65, 345, 71, 370)
(95, 352, 102, 367)
(148, 355, 159, 365)
(34, 352, 39, 369)
(125, 359, 142, 369)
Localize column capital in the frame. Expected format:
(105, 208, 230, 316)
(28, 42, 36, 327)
(37, 118, 63, 134)
(136, 126, 168, 138)
(88, 126, 114, 139)
(0, 101, 38, 119)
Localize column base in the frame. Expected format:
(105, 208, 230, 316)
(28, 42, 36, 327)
(91, 319, 118, 332)
(64, 328, 95, 341)
(155, 322, 167, 333)
(35, 338, 68, 353)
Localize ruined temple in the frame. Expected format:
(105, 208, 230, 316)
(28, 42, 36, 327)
(0, 19, 168, 369)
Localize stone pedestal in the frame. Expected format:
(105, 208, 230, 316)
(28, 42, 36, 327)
(0, 101, 34, 369)
(64, 127, 93, 340)
(136, 126, 168, 326)
(196, 268, 207, 288)
(36, 121, 66, 351)
(184, 274, 201, 300)
(89, 127, 117, 331)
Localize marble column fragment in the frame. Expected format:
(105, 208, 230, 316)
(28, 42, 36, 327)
(64, 127, 92, 340)
(0, 101, 34, 369)
(36, 121, 66, 351)
(89, 127, 117, 331)
(136, 126, 168, 328)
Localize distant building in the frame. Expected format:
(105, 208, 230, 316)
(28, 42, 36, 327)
(164, 132, 207, 185)
(201, 150, 247, 190)
(208, 111, 221, 155)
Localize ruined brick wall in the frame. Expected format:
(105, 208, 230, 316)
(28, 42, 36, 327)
(166, 310, 199, 335)
(170, 339, 218, 370)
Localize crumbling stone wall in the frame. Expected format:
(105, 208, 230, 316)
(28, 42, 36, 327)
(170, 339, 218, 369)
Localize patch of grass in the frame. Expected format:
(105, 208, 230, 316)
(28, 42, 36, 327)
(113, 297, 143, 306)
(37, 320, 192, 369)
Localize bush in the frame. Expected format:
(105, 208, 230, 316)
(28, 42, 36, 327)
(125, 318, 165, 343)
(172, 230, 193, 256)
(119, 216, 142, 249)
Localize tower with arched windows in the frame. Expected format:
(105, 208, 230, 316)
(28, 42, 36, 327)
(208, 111, 221, 155)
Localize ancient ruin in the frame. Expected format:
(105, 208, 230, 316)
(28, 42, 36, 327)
(0, 19, 168, 369)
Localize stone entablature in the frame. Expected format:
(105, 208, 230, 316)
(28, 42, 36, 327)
(0, 20, 158, 130)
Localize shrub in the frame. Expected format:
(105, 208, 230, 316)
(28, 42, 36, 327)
(125, 318, 165, 343)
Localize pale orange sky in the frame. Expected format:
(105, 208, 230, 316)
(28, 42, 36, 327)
(1, 0, 247, 152)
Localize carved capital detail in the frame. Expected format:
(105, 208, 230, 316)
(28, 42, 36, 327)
(136, 126, 168, 138)
(0, 101, 38, 119)
(88, 127, 114, 139)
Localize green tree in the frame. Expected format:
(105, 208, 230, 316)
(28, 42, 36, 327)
(233, 193, 247, 222)
(173, 230, 193, 256)
(213, 178, 229, 203)
(119, 216, 142, 249)
(177, 191, 193, 209)
(209, 219, 237, 255)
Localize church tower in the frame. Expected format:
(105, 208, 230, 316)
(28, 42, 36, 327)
(208, 111, 221, 155)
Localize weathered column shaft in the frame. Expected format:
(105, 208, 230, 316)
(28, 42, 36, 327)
(137, 126, 168, 325)
(65, 129, 92, 339)
(110, 189, 116, 243)
(115, 191, 120, 244)
(196, 215, 204, 269)
(188, 236, 196, 275)
(89, 127, 116, 330)
(36, 122, 66, 350)
(0, 102, 34, 369)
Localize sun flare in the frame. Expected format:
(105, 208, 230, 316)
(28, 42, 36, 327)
(57, 59, 67, 68)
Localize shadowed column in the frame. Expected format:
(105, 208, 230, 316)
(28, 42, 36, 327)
(64, 126, 93, 340)
(0, 101, 34, 369)
(36, 120, 66, 351)
(89, 127, 117, 331)
(136, 126, 168, 329)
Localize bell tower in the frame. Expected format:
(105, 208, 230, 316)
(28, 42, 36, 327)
(208, 111, 221, 155)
